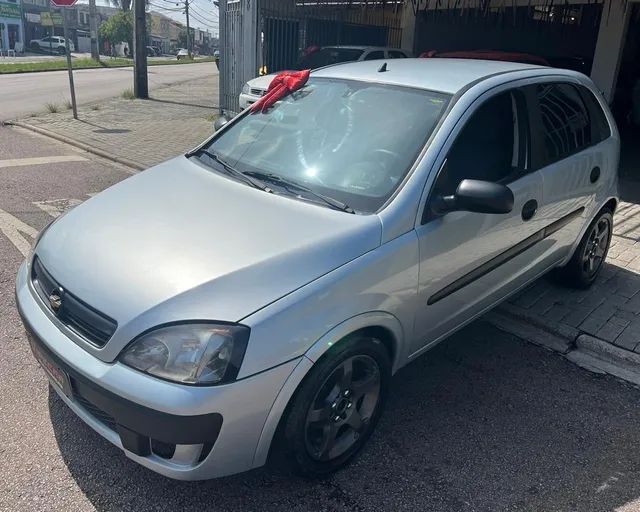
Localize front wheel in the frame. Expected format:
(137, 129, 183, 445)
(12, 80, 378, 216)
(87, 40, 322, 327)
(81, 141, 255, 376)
(57, 46, 66, 55)
(276, 335, 390, 478)
(556, 209, 613, 289)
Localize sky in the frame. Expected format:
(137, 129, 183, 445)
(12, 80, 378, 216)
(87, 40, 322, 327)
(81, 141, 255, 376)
(84, 0, 219, 35)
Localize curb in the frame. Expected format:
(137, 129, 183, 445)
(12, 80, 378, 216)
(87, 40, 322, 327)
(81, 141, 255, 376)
(0, 59, 216, 76)
(6, 121, 145, 171)
(486, 307, 640, 388)
(485, 310, 573, 354)
(568, 335, 640, 387)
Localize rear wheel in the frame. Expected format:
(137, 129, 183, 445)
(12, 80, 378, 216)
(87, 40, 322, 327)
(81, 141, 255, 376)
(556, 209, 613, 289)
(277, 335, 390, 478)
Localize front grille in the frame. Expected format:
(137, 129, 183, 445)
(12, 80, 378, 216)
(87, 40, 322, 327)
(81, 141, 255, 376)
(250, 88, 266, 96)
(31, 257, 117, 347)
(74, 391, 118, 432)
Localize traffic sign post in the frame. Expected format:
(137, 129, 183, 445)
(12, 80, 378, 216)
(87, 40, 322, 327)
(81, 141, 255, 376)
(50, 0, 78, 119)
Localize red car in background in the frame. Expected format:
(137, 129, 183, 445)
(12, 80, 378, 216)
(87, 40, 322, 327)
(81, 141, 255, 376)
(420, 49, 550, 66)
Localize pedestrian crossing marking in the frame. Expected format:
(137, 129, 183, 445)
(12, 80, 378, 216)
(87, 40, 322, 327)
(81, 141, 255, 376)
(0, 155, 88, 169)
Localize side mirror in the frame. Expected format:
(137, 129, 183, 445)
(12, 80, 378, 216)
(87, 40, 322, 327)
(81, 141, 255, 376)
(213, 115, 230, 132)
(434, 179, 514, 215)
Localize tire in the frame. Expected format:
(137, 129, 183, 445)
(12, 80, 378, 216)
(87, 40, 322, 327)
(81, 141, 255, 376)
(57, 46, 66, 55)
(31, 42, 40, 52)
(276, 335, 391, 478)
(556, 209, 613, 289)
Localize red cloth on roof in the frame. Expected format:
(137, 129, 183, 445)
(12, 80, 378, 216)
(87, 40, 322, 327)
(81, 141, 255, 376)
(250, 69, 311, 114)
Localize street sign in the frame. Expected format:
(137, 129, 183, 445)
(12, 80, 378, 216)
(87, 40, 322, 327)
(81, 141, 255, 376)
(50, 0, 77, 7)
(40, 12, 63, 26)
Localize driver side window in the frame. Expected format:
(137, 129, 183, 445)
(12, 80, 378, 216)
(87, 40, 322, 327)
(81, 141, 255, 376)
(431, 90, 527, 200)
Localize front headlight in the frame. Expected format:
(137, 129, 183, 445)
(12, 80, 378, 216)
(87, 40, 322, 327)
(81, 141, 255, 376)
(241, 82, 251, 95)
(120, 323, 250, 385)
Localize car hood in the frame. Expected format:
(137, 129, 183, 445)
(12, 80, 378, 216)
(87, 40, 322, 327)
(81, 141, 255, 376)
(247, 73, 286, 91)
(35, 157, 381, 359)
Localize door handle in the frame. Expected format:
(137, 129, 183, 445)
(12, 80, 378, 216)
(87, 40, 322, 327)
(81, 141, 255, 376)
(590, 166, 601, 184)
(522, 199, 538, 221)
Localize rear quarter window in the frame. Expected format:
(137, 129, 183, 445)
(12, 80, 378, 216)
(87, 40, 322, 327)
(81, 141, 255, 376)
(535, 83, 592, 165)
(578, 86, 612, 144)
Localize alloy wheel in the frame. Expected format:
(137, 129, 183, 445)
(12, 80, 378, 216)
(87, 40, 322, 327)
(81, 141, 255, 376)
(304, 355, 381, 462)
(582, 216, 611, 277)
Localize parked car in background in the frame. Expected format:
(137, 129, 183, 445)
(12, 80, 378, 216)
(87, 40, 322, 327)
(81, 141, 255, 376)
(214, 49, 220, 70)
(146, 46, 161, 57)
(176, 48, 189, 60)
(239, 45, 411, 109)
(545, 56, 592, 75)
(420, 49, 549, 66)
(18, 58, 618, 481)
(30, 36, 74, 55)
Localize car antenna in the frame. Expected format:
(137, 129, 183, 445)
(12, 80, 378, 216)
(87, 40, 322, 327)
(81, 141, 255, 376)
(378, 62, 388, 73)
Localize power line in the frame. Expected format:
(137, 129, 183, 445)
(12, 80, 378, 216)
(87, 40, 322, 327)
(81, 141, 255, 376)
(148, 2, 184, 11)
(190, 6, 218, 20)
(188, 11, 218, 28)
(188, 4, 218, 22)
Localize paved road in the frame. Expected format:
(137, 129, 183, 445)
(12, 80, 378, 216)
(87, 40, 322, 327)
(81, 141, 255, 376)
(0, 62, 217, 121)
(2, 125, 640, 511)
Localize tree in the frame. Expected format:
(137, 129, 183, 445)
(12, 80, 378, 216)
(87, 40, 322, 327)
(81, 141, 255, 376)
(109, 0, 132, 11)
(109, 0, 148, 12)
(99, 11, 134, 48)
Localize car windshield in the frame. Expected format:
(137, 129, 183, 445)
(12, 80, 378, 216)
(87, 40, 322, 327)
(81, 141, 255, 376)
(198, 78, 450, 213)
(298, 48, 365, 69)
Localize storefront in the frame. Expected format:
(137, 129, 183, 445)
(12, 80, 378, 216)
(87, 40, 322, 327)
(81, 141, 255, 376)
(0, 0, 24, 51)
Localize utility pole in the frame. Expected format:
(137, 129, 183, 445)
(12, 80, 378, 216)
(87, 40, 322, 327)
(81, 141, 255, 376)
(61, 8, 78, 119)
(133, 0, 148, 98)
(88, 0, 99, 61)
(185, 0, 191, 59)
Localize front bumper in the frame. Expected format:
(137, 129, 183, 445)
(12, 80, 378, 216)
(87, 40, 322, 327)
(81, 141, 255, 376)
(16, 261, 301, 480)
(239, 93, 261, 110)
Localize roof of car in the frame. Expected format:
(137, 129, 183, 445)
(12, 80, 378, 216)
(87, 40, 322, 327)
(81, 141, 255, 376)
(312, 58, 547, 95)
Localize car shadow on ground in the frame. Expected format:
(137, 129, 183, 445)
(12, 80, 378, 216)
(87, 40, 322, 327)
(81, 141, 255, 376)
(49, 320, 640, 512)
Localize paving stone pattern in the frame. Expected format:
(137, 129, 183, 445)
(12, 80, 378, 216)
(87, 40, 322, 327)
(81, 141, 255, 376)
(17, 75, 218, 168)
(503, 201, 640, 353)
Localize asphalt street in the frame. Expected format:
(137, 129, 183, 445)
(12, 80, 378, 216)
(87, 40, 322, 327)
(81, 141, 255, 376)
(0, 62, 217, 121)
(2, 125, 640, 511)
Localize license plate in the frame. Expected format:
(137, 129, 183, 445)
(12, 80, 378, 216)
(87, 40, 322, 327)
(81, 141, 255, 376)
(29, 337, 72, 398)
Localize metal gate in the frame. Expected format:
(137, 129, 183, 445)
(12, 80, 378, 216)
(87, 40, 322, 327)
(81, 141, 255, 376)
(219, 0, 406, 114)
(219, 0, 258, 116)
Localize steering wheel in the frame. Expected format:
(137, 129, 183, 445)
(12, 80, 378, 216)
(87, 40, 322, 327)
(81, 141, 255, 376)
(370, 149, 402, 167)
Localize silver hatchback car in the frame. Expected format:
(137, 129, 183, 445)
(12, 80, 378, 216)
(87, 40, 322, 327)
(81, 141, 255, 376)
(17, 59, 618, 480)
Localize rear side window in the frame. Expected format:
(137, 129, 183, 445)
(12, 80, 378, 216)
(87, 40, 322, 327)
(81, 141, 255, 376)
(535, 83, 591, 165)
(578, 86, 612, 144)
(364, 51, 385, 61)
(389, 51, 407, 59)
(298, 48, 364, 69)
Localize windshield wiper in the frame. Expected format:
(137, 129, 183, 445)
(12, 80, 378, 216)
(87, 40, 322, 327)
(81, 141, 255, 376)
(243, 171, 355, 214)
(195, 150, 273, 193)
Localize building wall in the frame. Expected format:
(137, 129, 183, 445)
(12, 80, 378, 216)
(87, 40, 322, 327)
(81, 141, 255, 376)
(0, 0, 24, 51)
(414, 4, 601, 59)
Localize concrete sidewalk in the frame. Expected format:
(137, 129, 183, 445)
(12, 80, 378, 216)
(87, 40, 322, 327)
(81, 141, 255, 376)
(10, 74, 218, 169)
